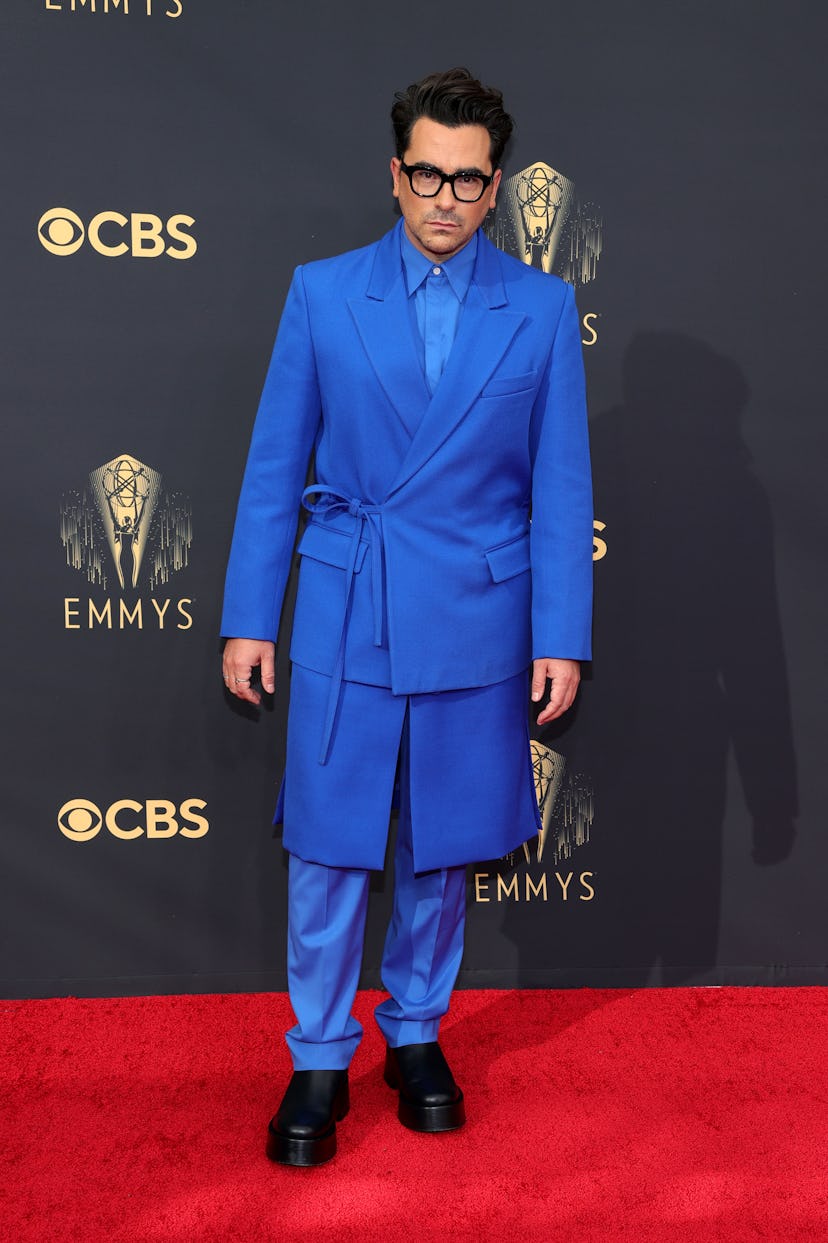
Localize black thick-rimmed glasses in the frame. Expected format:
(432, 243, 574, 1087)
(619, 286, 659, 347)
(398, 161, 494, 204)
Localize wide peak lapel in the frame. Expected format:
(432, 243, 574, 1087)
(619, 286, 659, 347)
(347, 223, 429, 440)
(387, 240, 525, 496)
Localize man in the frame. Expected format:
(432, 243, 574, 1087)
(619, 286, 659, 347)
(221, 68, 593, 1166)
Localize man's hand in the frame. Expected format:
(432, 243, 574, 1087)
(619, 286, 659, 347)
(531, 658, 580, 726)
(222, 638, 276, 706)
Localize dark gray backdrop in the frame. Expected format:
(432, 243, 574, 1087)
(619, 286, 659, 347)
(1, 0, 825, 997)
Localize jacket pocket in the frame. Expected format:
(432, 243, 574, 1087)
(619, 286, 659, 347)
(297, 521, 369, 572)
(480, 369, 538, 398)
(484, 532, 531, 583)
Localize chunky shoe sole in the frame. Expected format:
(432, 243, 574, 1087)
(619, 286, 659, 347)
(384, 1053, 466, 1133)
(266, 1118, 339, 1166)
(266, 1076, 350, 1166)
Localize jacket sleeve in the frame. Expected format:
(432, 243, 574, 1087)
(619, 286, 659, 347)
(529, 281, 594, 660)
(220, 266, 322, 640)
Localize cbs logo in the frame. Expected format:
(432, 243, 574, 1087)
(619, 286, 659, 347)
(37, 208, 197, 259)
(58, 797, 208, 842)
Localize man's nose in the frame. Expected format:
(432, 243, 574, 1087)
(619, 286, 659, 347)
(434, 180, 456, 210)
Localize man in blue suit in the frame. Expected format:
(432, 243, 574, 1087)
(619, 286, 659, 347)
(222, 68, 593, 1165)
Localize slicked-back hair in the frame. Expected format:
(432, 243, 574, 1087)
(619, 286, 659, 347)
(391, 67, 514, 170)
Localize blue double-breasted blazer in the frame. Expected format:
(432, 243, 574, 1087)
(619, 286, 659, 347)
(222, 220, 593, 708)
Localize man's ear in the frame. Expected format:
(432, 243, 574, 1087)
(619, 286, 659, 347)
(390, 157, 401, 199)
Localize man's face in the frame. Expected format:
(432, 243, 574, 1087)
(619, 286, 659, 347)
(390, 117, 502, 263)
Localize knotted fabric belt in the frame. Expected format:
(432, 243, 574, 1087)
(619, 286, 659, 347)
(301, 484, 385, 765)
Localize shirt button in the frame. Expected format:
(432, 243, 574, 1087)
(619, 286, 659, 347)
(432, 266, 441, 275)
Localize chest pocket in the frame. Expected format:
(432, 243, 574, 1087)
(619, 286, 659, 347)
(480, 370, 538, 399)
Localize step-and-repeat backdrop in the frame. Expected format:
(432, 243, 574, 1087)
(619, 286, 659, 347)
(2, 2, 825, 996)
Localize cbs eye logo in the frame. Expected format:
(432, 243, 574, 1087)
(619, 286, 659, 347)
(58, 798, 103, 840)
(37, 208, 197, 259)
(58, 797, 209, 841)
(39, 208, 86, 255)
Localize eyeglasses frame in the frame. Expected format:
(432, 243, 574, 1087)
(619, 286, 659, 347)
(398, 160, 495, 204)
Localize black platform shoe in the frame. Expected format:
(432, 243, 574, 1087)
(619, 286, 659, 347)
(384, 1042, 465, 1132)
(266, 1069, 350, 1166)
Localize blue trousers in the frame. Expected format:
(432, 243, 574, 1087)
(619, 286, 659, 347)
(285, 731, 467, 1070)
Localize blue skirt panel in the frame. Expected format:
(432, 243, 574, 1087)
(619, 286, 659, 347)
(277, 664, 540, 872)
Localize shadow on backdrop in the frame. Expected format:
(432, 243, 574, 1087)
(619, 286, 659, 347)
(492, 332, 798, 987)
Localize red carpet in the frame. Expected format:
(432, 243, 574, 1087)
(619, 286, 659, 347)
(2, 988, 826, 1241)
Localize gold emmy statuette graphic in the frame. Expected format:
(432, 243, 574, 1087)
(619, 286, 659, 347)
(530, 739, 565, 862)
(527, 740, 594, 867)
(485, 160, 602, 286)
(90, 454, 161, 590)
(499, 162, 574, 275)
(60, 452, 192, 599)
(514, 163, 572, 274)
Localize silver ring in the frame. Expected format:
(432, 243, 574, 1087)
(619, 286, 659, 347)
(233, 677, 251, 684)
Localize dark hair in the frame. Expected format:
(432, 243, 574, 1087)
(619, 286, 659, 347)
(391, 67, 514, 169)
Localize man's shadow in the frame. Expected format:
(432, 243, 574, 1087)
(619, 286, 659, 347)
(495, 332, 798, 986)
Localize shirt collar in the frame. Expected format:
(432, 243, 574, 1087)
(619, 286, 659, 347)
(400, 225, 478, 301)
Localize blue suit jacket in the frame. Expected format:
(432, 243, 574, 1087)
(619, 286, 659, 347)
(222, 220, 593, 701)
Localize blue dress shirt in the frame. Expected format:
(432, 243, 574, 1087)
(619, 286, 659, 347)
(400, 227, 478, 397)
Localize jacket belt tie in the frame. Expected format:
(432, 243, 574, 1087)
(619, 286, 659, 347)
(301, 484, 385, 765)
